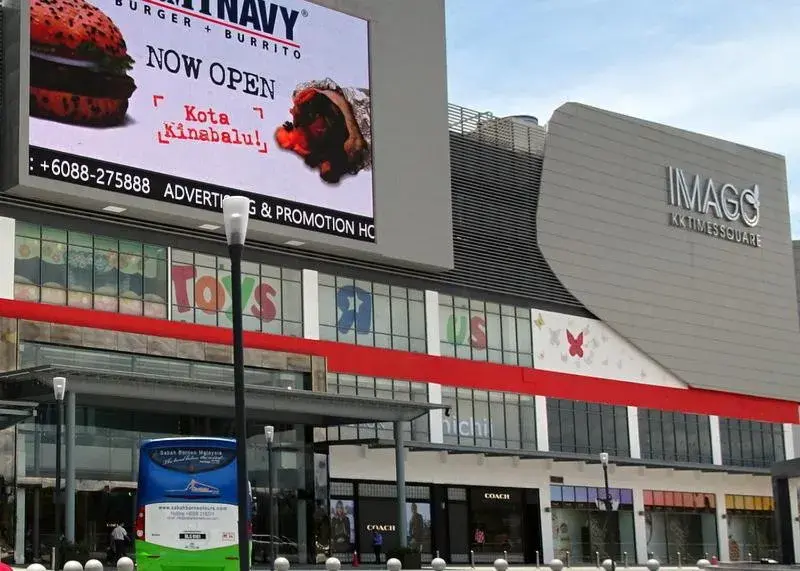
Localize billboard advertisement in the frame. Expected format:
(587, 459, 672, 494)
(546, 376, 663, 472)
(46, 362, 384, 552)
(25, 0, 374, 241)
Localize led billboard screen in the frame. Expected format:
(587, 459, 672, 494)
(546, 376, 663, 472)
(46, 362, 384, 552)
(25, 0, 375, 241)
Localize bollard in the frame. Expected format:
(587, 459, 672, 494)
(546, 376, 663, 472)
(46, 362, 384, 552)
(84, 561, 102, 571)
(536, 551, 541, 568)
(623, 552, 628, 568)
(494, 558, 509, 571)
(748, 553, 752, 563)
(503, 550, 508, 563)
(677, 552, 682, 569)
(566, 551, 571, 568)
(431, 557, 447, 571)
(275, 557, 290, 571)
(387, 557, 402, 571)
(325, 557, 341, 571)
(470, 550, 475, 569)
(602, 559, 613, 571)
(696, 559, 710, 569)
(27, 564, 47, 571)
(645, 559, 660, 571)
(596, 552, 601, 568)
(116, 557, 134, 571)
(51, 547, 57, 571)
(63, 561, 83, 571)
(549, 559, 564, 571)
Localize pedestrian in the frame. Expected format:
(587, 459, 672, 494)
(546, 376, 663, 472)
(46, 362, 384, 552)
(372, 530, 383, 564)
(111, 523, 128, 559)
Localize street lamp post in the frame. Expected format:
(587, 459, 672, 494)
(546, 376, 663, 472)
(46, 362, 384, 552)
(599, 452, 616, 571)
(53, 376, 67, 570)
(223, 196, 252, 571)
(264, 425, 275, 571)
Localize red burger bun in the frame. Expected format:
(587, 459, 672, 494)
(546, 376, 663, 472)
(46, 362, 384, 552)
(30, 87, 129, 126)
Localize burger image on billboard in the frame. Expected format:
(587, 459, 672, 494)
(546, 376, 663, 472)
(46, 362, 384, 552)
(29, 0, 136, 127)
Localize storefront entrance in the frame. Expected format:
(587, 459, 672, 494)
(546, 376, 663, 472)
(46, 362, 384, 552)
(436, 485, 541, 565)
(24, 487, 135, 563)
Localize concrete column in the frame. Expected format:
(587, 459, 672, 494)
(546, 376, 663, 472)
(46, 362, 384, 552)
(539, 482, 554, 562)
(13, 425, 26, 563)
(14, 487, 25, 565)
(790, 477, 800, 564)
(632, 488, 648, 564)
(394, 422, 407, 548)
(628, 407, 641, 459)
(0, 217, 15, 300)
(785, 424, 796, 460)
(32, 488, 40, 562)
(424, 290, 444, 443)
(710, 416, 723, 465)
(715, 492, 729, 562)
(534, 396, 549, 451)
(428, 384, 443, 444)
(301, 269, 320, 340)
(65, 392, 76, 542)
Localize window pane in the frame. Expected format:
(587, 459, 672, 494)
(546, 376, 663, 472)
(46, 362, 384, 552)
(373, 294, 391, 334)
(489, 392, 506, 448)
(520, 396, 536, 450)
(457, 389, 475, 446)
(390, 296, 409, 337)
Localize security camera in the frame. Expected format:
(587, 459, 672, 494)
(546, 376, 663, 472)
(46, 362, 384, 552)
(445, 407, 452, 418)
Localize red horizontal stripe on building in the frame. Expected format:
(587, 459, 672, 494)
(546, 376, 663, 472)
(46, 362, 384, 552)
(0, 298, 795, 424)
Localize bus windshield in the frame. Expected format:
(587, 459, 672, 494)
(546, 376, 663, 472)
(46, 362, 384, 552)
(135, 437, 251, 571)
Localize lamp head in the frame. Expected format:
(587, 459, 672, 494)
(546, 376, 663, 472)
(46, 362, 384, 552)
(222, 196, 251, 246)
(599, 452, 609, 467)
(53, 376, 67, 401)
(264, 425, 275, 443)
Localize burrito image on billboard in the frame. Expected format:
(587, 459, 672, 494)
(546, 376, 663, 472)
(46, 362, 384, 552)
(27, 0, 375, 241)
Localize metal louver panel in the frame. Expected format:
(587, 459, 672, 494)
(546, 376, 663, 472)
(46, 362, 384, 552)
(443, 105, 583, 308)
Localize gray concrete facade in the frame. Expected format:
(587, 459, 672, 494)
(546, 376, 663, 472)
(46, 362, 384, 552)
(537, 102, 800, 400)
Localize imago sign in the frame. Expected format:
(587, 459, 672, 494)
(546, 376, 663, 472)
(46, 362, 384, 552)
(666, 166, 762, 248)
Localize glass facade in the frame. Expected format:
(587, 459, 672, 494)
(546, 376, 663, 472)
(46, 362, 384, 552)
(547, 399, 630, 457)
(550, 485, 635, 563)
(639, 409, 713, 464)
(318, 274, 426, 353)
(725, 495, 778, 561)
(441, 386, 536, 450)
(171, 249, 303, 336)
(13, 222, 168, 318)
(719, 418, 785, 468)
(643, 490, 718, 564)
(325, 374, 430, 443)
(438, 295, 533, 365)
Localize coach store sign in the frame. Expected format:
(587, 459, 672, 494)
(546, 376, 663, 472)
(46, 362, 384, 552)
(484, 492, 511, 501)
(666, 166, 762, 248)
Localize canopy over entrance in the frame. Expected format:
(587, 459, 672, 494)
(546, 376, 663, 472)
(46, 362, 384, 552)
(0, 364, 444, 427)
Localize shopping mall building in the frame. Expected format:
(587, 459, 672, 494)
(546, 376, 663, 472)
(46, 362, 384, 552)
(1, 0, 800, 567)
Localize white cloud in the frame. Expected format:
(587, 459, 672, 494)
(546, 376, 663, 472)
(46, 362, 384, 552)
(454, 11, 800, 234)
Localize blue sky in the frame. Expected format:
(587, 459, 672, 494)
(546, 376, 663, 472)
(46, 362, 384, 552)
(445, 0, 800, 236)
